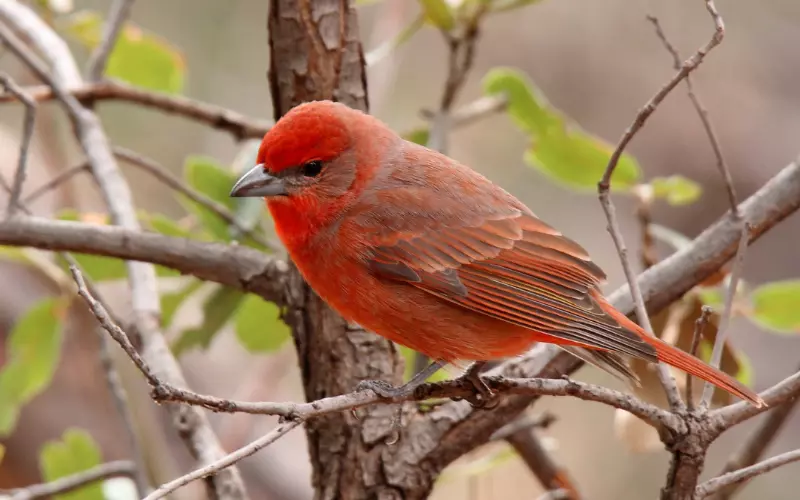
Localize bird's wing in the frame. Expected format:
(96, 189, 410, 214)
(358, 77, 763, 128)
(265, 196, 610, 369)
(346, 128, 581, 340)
(362, 206, 657, 363)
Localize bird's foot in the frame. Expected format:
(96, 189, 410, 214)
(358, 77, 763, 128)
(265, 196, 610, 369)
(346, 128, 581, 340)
(453, 361, 498, 409)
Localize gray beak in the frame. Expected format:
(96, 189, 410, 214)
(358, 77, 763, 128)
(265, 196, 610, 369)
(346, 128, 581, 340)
(230, 164, 287, 198)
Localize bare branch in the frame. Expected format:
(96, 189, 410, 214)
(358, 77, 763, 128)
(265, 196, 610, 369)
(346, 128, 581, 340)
(22, 163, 89, 205)
(143, 421, 301, 500)
(0, 73, 37, 216)
(506, 429, 581, 500)
(85, 0, 137, 81)
(711, 391, 800, 499)
(713, 368, 800, 432)
(0, 80, 271, 140)
(646, 14, 738, 213)
(598, 0, 725, 189)
(700, 221, 749, 409)
(686, 306, 712, 411)
(695, 449, 800, 498)
(2, 461, 135, 500)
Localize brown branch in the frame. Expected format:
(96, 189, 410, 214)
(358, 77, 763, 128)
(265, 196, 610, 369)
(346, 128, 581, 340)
(646, 14, 738, 213)
(506, 430, 581, 500)
(0, 80, 271, 140)
(0, 3, 249, 497)
(143, 421, 301, 500)
(22, 163, 89, 204)
(695, 449, 800, 498)
(711, 392, 800, 499)
(0, 73, 37, 216)
(686, 306, 712, 411)
(2, 461, 136, 500)
(85, 0, 137, 81)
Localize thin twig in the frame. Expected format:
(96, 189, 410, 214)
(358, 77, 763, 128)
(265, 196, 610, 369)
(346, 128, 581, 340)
(143, 421, 301, 500)
(0, 80, 271, 140)
(686, 306, 712, 412)
(647, 14, 739, 214)
(0, 73, 37, 216)
(86, 0, 137, 81)
(2, 461, 135, 500)
(700, 222, 749, 409)
(597, 191, 683, 409)
(695, 449, 800, 498)
(23, 163, 89, 205)
(597, 0, 728, 411)
(112, 147, 275, 249)
(711, 392, 800, 499)
(507, 430, 580, 500)
(70, 265, 160, 387)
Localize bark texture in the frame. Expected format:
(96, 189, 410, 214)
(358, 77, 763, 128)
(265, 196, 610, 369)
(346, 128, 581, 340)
(267, 1, 407, 498)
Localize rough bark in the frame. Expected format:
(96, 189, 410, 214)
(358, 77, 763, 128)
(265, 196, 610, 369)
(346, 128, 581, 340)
(267, 1, 405, 498)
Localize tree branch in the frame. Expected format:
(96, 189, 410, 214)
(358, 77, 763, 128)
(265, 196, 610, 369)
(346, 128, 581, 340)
(2, 461, 136, 500)
(710, 391, 799, 499)
(0, 73, 36, 216)
(0, 80, 271, 140)
(695, 449, 800, 498)
(85, 0, 137, 81)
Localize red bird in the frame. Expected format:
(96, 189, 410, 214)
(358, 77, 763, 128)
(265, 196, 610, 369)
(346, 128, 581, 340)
(231, 100, 762, 407)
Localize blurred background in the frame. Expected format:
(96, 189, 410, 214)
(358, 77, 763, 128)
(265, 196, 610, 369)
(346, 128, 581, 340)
(1, 0, 799, 498)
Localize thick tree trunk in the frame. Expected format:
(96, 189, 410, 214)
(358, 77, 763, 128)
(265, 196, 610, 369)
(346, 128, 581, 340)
(266, 1, 407, 498)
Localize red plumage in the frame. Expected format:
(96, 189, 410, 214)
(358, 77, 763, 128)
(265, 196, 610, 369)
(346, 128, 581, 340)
(233, 100, 763, 407)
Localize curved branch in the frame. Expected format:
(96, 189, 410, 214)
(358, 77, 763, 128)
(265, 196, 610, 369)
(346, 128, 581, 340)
(695, 449, 800, 498)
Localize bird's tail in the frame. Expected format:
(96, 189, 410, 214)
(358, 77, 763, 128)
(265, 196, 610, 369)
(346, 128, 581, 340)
(597, 296, 765, 408)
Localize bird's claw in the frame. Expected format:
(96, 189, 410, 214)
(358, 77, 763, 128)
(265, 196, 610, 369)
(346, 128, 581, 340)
(356, 379, 415, 399)
(456, 362, 497, 409)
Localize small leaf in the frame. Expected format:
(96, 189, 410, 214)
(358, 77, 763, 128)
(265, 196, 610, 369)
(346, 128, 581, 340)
(39, 429, 103, 500)
(161, 279, 204, 328)
(483, 68, 561, 135)
(0, 298, 65, 436)
(397, 346, 448, 383)
(142, 212, 193, 238)
(234, 295, 291, 352)
(749, 280, 800, 334)
(172, 286, 245, 355)
(403, 126, 430, 146)
(525, 127, 641, 191)
(650, 175, 702, 206)
(418, 0, 455, 31)
(182, 156, 239, 242)
(64, 11, 185, 93)
(697, 287, 724, 308)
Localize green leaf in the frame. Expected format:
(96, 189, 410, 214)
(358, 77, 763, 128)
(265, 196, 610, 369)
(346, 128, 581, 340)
(651, 175, 702, 206)
(418, 0, 455, 31)
(141, 212, 193, 238)
(40, 429, 103, 500)
(525, 127, 641, 191)
(63, 253, 128, 282)
(397, 346, 448, 383)
(161, 279, 204, 328)
(483, 67, 562, 135)
(234, 295, 291, 352)
(749, 280, 800, 334)
(182, 156, 239, 242)
(0, 298, 64, 436)
(172, 286, 245, 355)
(403, 126, 430, 146)
(696, 287, 724, 308)
(64, 11, 185, 93)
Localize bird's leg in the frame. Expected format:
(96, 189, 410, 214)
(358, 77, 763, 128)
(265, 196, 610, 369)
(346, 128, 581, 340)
(356, 359, 445, 399)
(453, 361, 496, 408)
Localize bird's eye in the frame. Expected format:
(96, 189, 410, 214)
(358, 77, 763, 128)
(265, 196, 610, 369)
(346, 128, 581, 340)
(302, 160, 323, 177)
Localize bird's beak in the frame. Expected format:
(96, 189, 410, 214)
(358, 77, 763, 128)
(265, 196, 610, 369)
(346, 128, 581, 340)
(230, 164, 287, 198)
